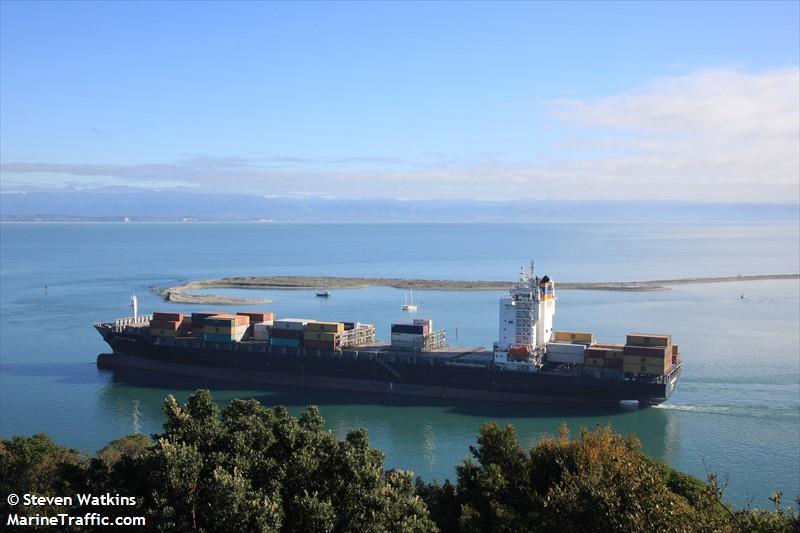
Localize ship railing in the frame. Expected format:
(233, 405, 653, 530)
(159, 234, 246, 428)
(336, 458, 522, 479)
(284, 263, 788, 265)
(422, 329, 447, 351)
(111, 314, 153, 332)
(340, 325, 377, 348)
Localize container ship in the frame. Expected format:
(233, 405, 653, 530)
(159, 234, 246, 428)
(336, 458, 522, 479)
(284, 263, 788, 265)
(95, 264, 681, 405)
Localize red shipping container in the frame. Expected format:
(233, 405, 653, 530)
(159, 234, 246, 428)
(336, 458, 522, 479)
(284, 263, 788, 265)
(153, 312, 183, 322)
(623, 345, 669, 358)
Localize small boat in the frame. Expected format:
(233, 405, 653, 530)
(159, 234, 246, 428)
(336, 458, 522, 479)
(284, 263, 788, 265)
(402, 289, 418, 311)
(316, 290, 330, 298)
(740, 294, 747, 300)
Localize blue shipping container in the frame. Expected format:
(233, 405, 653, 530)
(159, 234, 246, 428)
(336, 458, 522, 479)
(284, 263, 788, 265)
(270, 337, 301, 348)
(204, 333, 235, 343)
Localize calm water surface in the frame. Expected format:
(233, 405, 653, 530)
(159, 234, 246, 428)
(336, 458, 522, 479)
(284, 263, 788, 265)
(1, 222, 798, 507)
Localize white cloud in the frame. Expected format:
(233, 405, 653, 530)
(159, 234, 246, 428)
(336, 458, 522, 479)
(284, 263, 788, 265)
(542, 67, 800, 201)
(1, 67, 798, 202)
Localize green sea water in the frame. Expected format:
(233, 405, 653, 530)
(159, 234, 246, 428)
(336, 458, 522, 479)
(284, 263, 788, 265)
(1, 222, 798, 507)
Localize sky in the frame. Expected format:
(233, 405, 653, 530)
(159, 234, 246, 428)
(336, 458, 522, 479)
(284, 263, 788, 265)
(1, 1, 798, 202)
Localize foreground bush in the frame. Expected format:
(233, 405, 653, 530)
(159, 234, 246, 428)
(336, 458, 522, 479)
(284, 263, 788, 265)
(418, 422, 798, 532)
(1, 390, 797, 532)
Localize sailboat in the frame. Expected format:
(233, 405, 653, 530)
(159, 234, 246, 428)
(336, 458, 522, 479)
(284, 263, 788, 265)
(402, 289, 418, 311)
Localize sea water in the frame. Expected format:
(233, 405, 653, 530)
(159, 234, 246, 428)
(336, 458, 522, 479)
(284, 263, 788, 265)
(1, 222, 798, 507)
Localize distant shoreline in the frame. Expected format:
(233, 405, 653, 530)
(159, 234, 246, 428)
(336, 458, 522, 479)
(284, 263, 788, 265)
(157, 273, 800, 305)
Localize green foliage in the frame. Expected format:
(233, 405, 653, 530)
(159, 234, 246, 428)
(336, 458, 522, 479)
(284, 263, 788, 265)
(136, 391, 435, 532)
(417, 422, 797, 533)
(0, 433, 87, 531)
(2, 393, 797, 533)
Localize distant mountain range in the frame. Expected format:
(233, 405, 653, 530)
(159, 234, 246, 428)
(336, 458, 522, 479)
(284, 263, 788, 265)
(1, 190, 798, 222)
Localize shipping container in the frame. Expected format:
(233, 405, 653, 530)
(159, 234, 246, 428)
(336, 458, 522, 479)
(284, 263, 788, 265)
(623, 345, 669, 358)
(191, 312, 217, 326)
(585, 347, 624, 359)
(237, 312, 275, 323)
(623, 362, 668, 375)
(391, 324, 425, 335)
(391, 332, 424, 342)
(270, 337, 301, 348)
(270, 328, 304, 340)
(204, 324, 248, 335)
(584, 357, 606, 367)
(150, 320, 180, 331)
(204, 315, 249, 327)
(547, 342, 586, 355)
(626, 333, 671, 347)
(623, 354, 669, 374)
(273, 319, 309, 330)
(671, 345, 680, 355)
(553, 331, 594, 344)
(305, 321, 344, 333)
(304, 331, 339, 342)
(412, 319, 433, 335)
(547, 342, 585, 364)
(204, 333, 236, 343)
(153, 312, 183, 322)
(413, 318, 433, 329)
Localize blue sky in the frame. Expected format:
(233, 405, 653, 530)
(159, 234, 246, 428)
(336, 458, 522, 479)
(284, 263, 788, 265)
(1, 1, 798, 201)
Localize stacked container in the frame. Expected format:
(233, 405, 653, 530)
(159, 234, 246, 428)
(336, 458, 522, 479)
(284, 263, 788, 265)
(622, 334, 672, 375)
(150, 312, 189, 337)
(237, 311, 275, 323)
(584, 344, 624, 369)
(412, 318, 433, 336)
(191, 312, 217, 334)
(252, 322, 272, 341)
(391, 323, 426, 350)
(304, 321, 344, 351)
(203, 314, 249, 343)
(237, 311, 274, 340)
(553, 331, 594, 345)
(270, 318, 309, 348)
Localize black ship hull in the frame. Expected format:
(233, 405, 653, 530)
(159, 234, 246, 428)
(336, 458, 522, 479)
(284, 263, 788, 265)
(96, 328, 680, 405)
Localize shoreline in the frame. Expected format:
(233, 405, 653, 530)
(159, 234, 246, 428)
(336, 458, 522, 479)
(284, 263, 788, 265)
(157, 273, 799, 305)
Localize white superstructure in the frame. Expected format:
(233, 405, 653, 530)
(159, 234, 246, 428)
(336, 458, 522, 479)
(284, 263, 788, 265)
(493, 261, 556, 367)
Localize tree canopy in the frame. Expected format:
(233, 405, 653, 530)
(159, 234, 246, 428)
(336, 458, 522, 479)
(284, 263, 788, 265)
(1, 390, 796, 533)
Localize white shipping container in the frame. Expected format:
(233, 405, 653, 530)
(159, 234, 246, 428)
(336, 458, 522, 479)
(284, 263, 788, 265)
(547, 342, 586, 355)
(547, 342, 585, 365)
(547, 351, 585, 365)
(273, 318, 309, 330)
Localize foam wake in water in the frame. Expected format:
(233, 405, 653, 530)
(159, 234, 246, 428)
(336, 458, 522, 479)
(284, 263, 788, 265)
(654, 402, 799, 420)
